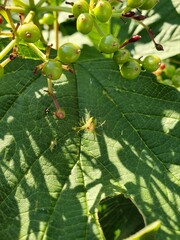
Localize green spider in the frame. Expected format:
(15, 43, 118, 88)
(73, 113, 105, 138)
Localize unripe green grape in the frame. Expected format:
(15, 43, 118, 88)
(163, 79, 173, 86)
(127, 0, 146, 8)
(39, 13, 54, 25)
(98, 34, 119, 54)
(120, 60, 141, 80)
(0, 65, 4, 78)
(164, 64, 176, 78)
(17, 22, 41, 43)
(142, 55, 161, 72)
(172, 75, 180, 87)
(139, 0, 159, 10)
(175, 68, 180, 75)
(110, 0, 120, 7)
(76, 13, 94, 34)
(93, 0, 112, 23)
(72, 0, 89, 18)
(113, 49, 130, 64)
(42, 60, 62, 80)
(58, 42, 81, 64)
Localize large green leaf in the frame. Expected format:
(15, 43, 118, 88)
(0, 46, 180, 239)
(114, 0, 180, 59)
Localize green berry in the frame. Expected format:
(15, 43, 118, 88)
(76, 13, 94, 34)
(127, 0, 146, 8)
(163, 79, 173, 86)
(0, 65, 4, 78)
(110, 0, 120, 7)
(93, 0, 112, 23)
(164, 64, 176, 78)
(175, 68, 180, 75)
(113, 49, 130, 64)
(98, 34, 119, 54)
(17, 22, 41, 43)
(139, 0, 159, 10)
(172, 75, 180, 87)
(39, 13, 54, 25)
(142, 55, 161, 72)
(58, 43, 81, 64)
(72, 0, 89, 18)
(120, 60, 141, 80)
(42, 60, 62, 80)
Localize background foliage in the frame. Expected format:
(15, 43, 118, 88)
(0, 0, 180, 239)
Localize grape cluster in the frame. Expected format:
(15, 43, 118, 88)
(0, 0, 163, 82)
(0, 0, 166, 120)
(72, 0, 113, 34)
(73, 0, 112, 32)
(70, 0, 162, 80)
(154, 60, 180, 89)
(41, 42, 81, 80)
(115, 52, 161, 80)
(15, 21, 81, 81)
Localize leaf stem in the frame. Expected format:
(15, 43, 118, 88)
(26, 43, 46, 61)
(0, 39, 16, 61)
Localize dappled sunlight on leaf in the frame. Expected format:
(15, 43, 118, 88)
(0, 46, 180, 239)
(115, 0, 180, 60)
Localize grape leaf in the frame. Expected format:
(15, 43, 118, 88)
(0, 46, 180, 240)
